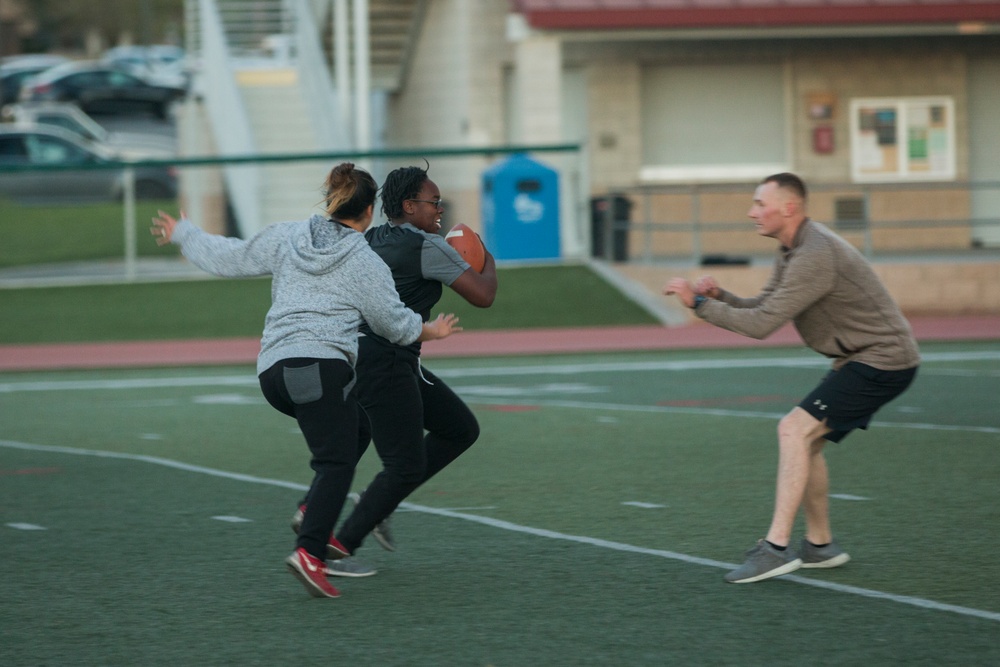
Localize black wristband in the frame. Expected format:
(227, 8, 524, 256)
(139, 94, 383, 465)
(692, 295, 707, 309)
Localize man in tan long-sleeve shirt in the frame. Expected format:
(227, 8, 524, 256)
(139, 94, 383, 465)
(665, 172, 919, 584)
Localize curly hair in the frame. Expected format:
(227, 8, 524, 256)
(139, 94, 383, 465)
(379, 163, 430, 220)
(323, 162, 377, 220)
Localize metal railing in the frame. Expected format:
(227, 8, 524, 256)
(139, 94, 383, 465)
(592, 180, 1000, 264)
(292, 0, 349, 149)
(0, 142, 583, 281)
(196, 0, 262, 236)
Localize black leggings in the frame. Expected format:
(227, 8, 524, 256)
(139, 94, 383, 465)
(336, 338, 480, 553)
(259, 357, 359, 561)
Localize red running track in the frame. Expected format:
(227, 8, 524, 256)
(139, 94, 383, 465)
(0, 316, 996, 372)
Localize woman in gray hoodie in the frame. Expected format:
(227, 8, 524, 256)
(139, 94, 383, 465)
(150, 163, 459, 598)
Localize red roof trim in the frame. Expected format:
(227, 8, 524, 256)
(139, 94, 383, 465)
(518, 4, 1000, 31)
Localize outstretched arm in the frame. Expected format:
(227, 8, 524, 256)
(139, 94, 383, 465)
(150, 210, 275, 277)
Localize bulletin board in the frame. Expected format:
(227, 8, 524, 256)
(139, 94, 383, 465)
(850, 97, 955, 182)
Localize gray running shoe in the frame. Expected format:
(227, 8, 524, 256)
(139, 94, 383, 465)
(290, 504, 304, 534)
(371, 513, 396, 552)
(724, 539, 803, 584)
(800, 539, 851, 569)
(324, 557, 377, 578)
(348, 491, 397, 552)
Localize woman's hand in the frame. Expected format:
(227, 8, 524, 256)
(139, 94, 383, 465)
(419, 313, 463, 342)
(151, 210, 181, 246)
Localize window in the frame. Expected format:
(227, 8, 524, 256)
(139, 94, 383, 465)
(24, 134, 90, 164)
(640, 63, 787, 181)
(108, 71, 140, 87)
(0, 136, 29, 161)
(849, 97, 955, 182)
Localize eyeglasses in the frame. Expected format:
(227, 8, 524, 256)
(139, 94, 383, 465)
(408, 199, 444, 208)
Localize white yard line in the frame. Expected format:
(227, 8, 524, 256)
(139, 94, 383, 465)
(2, 350, 997, 435)
(2, 350, 999, 394)
(2, 438, 998, 624)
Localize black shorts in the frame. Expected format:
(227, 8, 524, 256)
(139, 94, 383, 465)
(799, 362, 918, 443)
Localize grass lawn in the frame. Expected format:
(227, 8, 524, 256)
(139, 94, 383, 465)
(2, 195, 659, 343)
(0, 198, 181, 268)
(0, 264, 658, 344)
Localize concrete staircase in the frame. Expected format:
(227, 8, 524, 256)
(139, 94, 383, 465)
(323, 0, 427, 92)
(190, 0, 426, 230)
(236, 68, 328, 223)
(369, 0, 426, 91)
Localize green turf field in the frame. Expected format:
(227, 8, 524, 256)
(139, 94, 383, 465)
(2, 343, 998, 665)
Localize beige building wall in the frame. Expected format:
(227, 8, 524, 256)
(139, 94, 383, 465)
(618, 260, 1000, 318)
(578, 45, 980, 258)
(585, 61, 643, 193)
(386, 6, 992, 262)
(384, 0, 509, 234)
(792, 50, 969, 182)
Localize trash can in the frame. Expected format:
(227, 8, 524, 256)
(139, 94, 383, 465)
(481, 154, 560, 261)
(590, 195, 632, 261)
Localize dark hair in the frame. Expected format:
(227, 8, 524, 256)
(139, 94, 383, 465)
(323, 162, 377, 220)
(762, 172, 807, 200)
(380, 163, 430, 220)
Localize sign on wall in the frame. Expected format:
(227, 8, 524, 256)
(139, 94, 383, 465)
(849, 97, 955, 182)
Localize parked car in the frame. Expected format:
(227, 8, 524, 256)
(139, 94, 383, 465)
(2, 102, 176, 157)
(19, 61, 186, 119)
(0, 124, 177, 203)
(0, 55, 69, 107)
(102, 45, 190, 90)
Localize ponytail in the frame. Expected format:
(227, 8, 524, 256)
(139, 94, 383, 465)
(323, 162, 377, 220)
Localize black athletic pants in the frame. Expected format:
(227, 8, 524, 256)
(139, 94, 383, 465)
(259, 357, 359, 561)
(336, 337, 480, 553)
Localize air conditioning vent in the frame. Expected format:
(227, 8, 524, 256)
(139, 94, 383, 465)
(835, 197, 867, 231)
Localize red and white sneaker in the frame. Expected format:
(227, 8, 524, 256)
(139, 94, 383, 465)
(290, 504, 351, 560)
(285, 548, 341, 598)
(326, 536, 350, 560)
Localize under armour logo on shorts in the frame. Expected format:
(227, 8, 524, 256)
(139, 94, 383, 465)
(813, 399, 827, 411)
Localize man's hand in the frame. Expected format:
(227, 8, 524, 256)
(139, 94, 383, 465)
(694, 276, 721, 299)
(663, 278, 696, 308)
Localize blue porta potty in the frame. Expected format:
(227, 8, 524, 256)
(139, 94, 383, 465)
(481, 154, 560, 261)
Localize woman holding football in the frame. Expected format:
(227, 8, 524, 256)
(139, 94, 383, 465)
(331, 163, 497, 559)
(151, 163, 460, 598)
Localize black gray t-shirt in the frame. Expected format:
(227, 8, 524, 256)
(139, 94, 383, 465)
(359, 222, 469, 351)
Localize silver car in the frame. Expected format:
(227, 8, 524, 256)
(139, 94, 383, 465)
(2, 102, 176, 158)
(0, 123, 176, 203)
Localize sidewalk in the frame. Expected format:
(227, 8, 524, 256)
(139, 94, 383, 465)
(0, 257, 209, 288)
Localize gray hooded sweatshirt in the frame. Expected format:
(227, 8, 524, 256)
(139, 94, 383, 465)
(171, 214, 423, 375)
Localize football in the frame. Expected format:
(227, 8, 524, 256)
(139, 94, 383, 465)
(445, 223, 486, 272)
